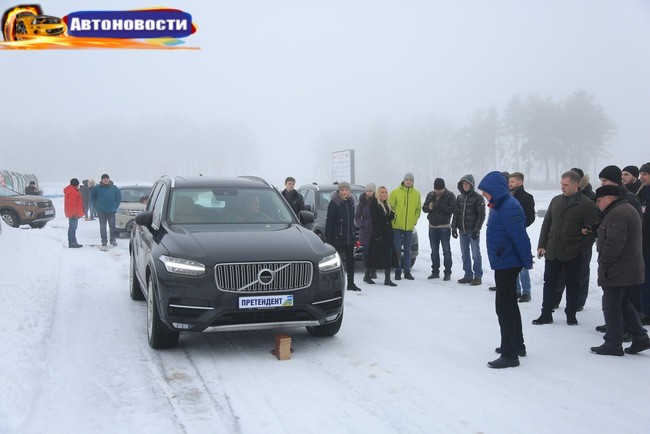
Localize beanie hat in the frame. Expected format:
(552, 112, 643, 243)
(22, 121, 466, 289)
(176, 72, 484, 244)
(338, 181, 351, 191)
(366, 183, 376, 192)
(598, 165, 622, 185)
(70, 178, 80, 187)
(403, 172, 414, 182)
(622, 165, 639, 178)
(433, 178, 445, 190)
(639, 162, 650, 175)
(570, 167, 584, 179)
(595, 185, 622, 199)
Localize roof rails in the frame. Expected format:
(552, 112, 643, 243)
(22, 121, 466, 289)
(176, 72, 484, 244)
(238, 175, 271, 187)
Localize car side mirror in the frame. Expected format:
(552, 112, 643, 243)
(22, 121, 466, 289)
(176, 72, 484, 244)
(299, 210, 315, 225)
(135, 211, 154, 228)
(304, 204, 312, 212)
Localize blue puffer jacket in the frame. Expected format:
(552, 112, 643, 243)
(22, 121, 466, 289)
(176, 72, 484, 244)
(478, 171, 533, 270)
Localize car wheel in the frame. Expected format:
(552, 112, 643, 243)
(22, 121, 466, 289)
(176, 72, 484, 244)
(29, 222, 46, 229)
(15, 21, 27, 40)
(147, 275, 179, 349)
(1, 211, 20, 228)
(306, 310, 343, 337)
(410, 258, 417, 268)
(129, 253, 145, 300)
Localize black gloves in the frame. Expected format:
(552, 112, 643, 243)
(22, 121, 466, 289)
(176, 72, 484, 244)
(471, 231, 479, 240)
(452, 230, 458, 239)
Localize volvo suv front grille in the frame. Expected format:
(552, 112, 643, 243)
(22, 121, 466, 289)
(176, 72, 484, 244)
(215, 261, 313, 293)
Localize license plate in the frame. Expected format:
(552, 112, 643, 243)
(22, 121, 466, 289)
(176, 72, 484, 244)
(239, 295, 293, 309)
(44, 210, 54, 216)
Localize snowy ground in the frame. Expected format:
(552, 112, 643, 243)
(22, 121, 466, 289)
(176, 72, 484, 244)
(1, 185, 648, 434)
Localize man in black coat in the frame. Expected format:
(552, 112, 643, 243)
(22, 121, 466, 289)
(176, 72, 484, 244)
(281, 177, 305, 216)
(638, 162, 650, 326)
(422, 178, 456, 280)
(622, 165, 642, 195)
(590, 185, 650, 356)
(508, 172, 535, 302)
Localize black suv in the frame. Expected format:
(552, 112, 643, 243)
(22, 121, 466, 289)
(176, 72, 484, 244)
(297, 183, 419, 267)
(130, 176, 345, 349)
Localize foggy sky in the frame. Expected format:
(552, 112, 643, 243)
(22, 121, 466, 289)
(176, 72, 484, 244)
(1, 0, 649, 188)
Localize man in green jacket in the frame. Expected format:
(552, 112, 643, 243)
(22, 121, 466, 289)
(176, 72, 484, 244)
(389, 172, 421, 280)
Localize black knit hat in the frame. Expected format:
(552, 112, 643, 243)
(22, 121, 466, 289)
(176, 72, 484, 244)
(639, 162, 650, 175)
(70, 178, 80, 187)
(598, 165, 622, 185)
(595, 185, 622, 198)
(622, 165, 639, 178)
(570, 167, 584, 179)
(434, 178, 445, 190)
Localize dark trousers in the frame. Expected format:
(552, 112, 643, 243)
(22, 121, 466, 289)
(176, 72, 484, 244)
(336, 245, 356, 284)
(602, 285, 647, 347)
(67, 217, 79, 246)
(543, 255, 582, 316)
(495, 267, 524, 359)
(97, 212, 117, 244)
(428, 227, 452, 276)
(554, 248, 592, 308)
(640, 254, 650, 317)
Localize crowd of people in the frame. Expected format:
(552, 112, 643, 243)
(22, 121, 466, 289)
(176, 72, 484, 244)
(283, 162, 650, 368)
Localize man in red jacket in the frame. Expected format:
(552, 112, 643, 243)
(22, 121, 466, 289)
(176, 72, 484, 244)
(64, 178, 84, 248)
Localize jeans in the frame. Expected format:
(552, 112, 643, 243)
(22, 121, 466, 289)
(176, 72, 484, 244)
(516, 267, 531, 295)
(542, 255, 581, 315)
(459, 232, 482, 279)
(393, 229, 413, 273)
(67, 217, 79, 246)
(98, 212, 117, 244)
(495, 267, 525, 359)
(602, 285, 647, 347)
(428, 227, 452, 276)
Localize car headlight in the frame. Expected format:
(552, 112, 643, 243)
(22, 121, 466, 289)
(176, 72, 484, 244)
(14, 200, 36, 206)
(117, 208, 130, 215)
(158, 255, 206, 276)
(319, 252, 341, 272)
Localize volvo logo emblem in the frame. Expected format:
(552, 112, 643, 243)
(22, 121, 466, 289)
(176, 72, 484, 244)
(258, 269, 274, 285)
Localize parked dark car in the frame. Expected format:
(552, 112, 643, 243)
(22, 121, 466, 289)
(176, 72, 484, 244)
(130, 175, 345, 349)
(0, 186, 55, 228)
(297, 183, 419, 267)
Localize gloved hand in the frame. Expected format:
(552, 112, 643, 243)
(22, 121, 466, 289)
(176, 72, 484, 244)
(471, 231, 479, 240)
(452, 230, 458, 239)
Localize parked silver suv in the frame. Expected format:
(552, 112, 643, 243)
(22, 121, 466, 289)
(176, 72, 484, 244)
(116, 185, 151, 234)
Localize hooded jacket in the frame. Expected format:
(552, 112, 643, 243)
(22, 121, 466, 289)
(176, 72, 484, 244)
(90, 181, 122, 213)
(596, 197, 644, 287)
(478, 171, 533, 270)
(325, 190, 357, 247)
(389, 182, 421, 231)
(63, 184, 84, 219)
(451, 174, 485, 234)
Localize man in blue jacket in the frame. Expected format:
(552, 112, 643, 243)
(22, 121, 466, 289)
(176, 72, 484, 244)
(90, 173, 122, 247)
(478, 171, 533, 369)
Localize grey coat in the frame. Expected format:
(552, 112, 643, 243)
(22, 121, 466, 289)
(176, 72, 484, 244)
(597, 198, 645, 287)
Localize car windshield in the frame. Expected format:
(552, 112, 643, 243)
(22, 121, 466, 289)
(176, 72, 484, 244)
(169, 187, 295, 225)
(120, 187, 151, 203)
(0, 186, 19, 197)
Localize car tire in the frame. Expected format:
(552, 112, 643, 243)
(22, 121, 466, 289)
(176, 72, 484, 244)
(129, 254, 145, 301)
(306, 310, 343, 337)
(147, 275, 179, 349)
(29, 222, 46, 229)
(410, 258, 416, 268)
(15, 21, 27, 40)
(1, 210, 20, 228)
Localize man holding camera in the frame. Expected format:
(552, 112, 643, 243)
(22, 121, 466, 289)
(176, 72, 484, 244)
(534, 170, 599, 326)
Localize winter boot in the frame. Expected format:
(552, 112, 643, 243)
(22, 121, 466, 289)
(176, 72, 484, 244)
(363, 269, 375, 284)
(384, 269, 397, 286)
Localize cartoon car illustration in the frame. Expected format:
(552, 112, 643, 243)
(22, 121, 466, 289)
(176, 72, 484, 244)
(13, 12, 66, 40)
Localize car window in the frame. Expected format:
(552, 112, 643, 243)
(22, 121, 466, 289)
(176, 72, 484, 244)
(120, 187, 151, 203)
(302, 189, 315, 211)
(151, 184, 168, 229)
(146, 183, 162, 212)
(169, 187, 294, 225)
(0, 186, 19, 197)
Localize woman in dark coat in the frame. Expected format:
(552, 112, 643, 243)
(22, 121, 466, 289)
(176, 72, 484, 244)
(369, 186, 398, 286)
(325, 182, 361, 291)
(355, 183, 376, 284)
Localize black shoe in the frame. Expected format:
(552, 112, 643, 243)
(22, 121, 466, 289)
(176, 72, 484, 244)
(532, 314, 553, 325)
(101, 242, 107, 247)
(458, 277, 472, 284)
(363, 276, 375, 284)
(69, 243, 83, 248)
(488, 286, 497, 291)
(347, 283, 362, 291)
(395, 272, 402, 281)
(110, 240, 117, 246)
(590, 344, 624, 356)
(567, 314, 578, 326)
(384, 279, 397, 287)
(404, 272, 414, 280)
(625, 336, 650, 354)
(622, 332, 632, 343)
(595, 324, 607, 333)
(469, 278, 482, 286)
(443, 274, 451, 281)
(518, 294, 531, 303)
(427, 273, 440, 279)
(487, 357, 520, 369)
(495, 347, 527, 357)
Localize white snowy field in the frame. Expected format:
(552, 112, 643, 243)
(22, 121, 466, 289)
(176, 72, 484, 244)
(1, 185, 648, 434)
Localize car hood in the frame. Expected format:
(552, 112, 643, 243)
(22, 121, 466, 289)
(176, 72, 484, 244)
(3, 194, 52, 204)
(118, 202, 145, 211)
(161, 224, 334, 264)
